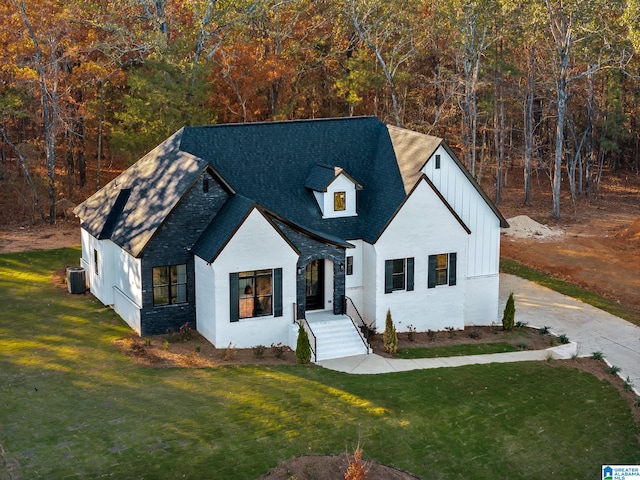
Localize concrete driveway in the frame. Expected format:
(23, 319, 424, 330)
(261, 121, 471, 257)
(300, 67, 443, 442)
(500, 274, 640, 393)
(320, 275, 640, 394)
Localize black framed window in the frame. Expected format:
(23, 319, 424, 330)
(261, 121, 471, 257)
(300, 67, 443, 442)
(93, 249, 99, 276)
(153, 264, 187, 306)
(392, 259, 405, 290)
(435, 154, 441, 169)
(238, 270, 273, 318)
(385, 258, 414, 293)
(230, 269, 282, 321)
(334, 191, 346, 211)
(435, 254, 448, 285)
(428, 253, 457, 288)
(346, 256, 353, 276)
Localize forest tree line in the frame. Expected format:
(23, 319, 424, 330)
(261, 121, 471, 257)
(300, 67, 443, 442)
(1, 0, 639, 224)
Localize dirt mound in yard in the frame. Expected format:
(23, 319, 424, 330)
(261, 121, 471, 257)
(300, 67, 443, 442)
(614, 217, 640, 242)
(501, 215, 564, 240)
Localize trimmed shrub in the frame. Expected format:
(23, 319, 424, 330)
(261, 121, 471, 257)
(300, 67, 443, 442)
(502, 292, 515, 331)
(296, 322, 312, 364)
(383, 309, 398, 354)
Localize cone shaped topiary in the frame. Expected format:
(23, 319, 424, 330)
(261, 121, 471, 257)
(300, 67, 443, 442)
(296, 321, 312, 364)
(502, 292, 515, 331)
(383, 309, 398, 354)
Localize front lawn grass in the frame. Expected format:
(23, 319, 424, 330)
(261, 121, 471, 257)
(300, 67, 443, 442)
(1, 248, 639, 479)
(396, 342, 519, 359)
(501, 257, 640, 325)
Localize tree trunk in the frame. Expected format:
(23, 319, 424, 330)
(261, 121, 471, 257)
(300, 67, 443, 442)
(493, 39, 505, 205)
(1, 140, 5, 180)
(552, 81, 567, 220)
(523, 48, 535, 205)
(0, 125, 45, 222)
(16, 0, 58, 224)
(97, 80, 104, 189)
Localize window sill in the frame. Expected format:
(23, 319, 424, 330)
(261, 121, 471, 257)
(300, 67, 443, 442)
(153, 302, 189, 308)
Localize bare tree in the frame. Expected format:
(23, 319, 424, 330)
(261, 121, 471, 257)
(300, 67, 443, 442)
(544, 0, 630, 220)
(345, 0, 419, 127)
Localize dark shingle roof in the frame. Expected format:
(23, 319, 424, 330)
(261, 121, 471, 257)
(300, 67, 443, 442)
(179, 117, 406, 243)
(191, 195, 258, 263)
(74, 129, 207, 257)
(305, 164, 363, 192)
(75, 116, 507, 257)
(305, 164, 339, 191)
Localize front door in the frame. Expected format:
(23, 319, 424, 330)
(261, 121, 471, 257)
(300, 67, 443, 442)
(305, 259, 324, 310)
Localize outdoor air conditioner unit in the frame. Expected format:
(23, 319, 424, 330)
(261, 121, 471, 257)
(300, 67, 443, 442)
(67, 266, 86, 294)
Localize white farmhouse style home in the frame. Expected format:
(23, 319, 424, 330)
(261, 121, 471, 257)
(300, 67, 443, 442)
(74, 117, 507, 361)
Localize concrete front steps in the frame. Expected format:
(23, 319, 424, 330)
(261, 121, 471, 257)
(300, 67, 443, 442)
(304, 311, 370, 362)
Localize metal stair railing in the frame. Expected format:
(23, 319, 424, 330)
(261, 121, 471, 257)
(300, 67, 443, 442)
(343, 296, 373, 353)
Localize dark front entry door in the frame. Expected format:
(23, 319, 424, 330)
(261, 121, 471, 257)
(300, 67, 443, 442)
(305, 259, 324, 310)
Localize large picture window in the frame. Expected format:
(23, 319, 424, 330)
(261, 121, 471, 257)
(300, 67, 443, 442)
(384, 258, 414, 293)
(153, 264, 187, 306)
(238, 270, 273, 318)
(230, 268, 283, 322)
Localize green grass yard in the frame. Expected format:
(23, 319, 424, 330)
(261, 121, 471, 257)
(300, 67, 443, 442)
(1, 249, 639, 479)
(396, 342, 519, 359)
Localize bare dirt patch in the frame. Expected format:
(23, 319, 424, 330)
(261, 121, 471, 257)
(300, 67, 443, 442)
(258, 453, 421, 480)
(113, 325, 554, 369)
(0, 219, 80, 254)
(497, 171, 640, 318)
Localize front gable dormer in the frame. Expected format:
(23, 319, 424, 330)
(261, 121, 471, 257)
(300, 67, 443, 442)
(305, 164, 362, 218)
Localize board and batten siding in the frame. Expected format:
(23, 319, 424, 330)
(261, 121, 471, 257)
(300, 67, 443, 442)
(196, 208, 299, 349)
(373, 179, 468, 332)
(423, 145, 501, 279)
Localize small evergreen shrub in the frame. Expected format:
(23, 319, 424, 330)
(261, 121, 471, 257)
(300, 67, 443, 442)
(591, 351, 604, 361)
(558, 334, 570, 344)
(539, 326, 550, 335)
(502, 292, 515, 331)
(383, 310, 398, 354)
(296, 322, 312, 364)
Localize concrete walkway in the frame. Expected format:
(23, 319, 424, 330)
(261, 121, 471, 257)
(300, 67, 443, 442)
(319, 274, 640, 394)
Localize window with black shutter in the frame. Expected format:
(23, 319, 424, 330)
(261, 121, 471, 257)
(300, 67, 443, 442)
(384, 258, 414, 293)
(428, 253, 457, 288)
(230, 268, 283, 321)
